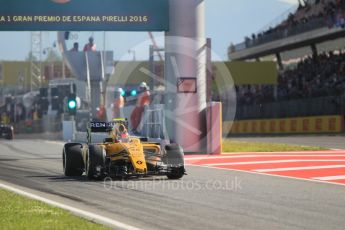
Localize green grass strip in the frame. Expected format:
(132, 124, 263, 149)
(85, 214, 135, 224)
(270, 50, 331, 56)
(0, 189, 111, 230)
(222, 140, 327, 153)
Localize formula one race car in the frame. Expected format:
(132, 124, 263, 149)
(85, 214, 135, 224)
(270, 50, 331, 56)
(0, 124, 14, 140)
(62, 119, 185, 180)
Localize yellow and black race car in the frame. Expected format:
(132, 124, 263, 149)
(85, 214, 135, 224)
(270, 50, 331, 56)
(0, 124, 14, 140)
(62, 119, 185, 180)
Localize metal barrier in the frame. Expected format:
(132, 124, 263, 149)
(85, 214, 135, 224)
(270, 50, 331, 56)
(13, 115, 62, 134)
(141, 104, 168, 140)
(235, 96, 344, 120)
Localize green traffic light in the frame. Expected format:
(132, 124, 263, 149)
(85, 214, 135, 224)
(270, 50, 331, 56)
(68, 100, 77, 109)
(131, 90, 137, 96)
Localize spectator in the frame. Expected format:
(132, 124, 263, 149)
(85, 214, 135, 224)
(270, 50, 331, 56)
(83, 37, 96, 52)
(70, 42, 79, 52)
(239, 0, 345, 48)
(130, 82, 150, 134)
(236, 51, 345, 105)
(112, 88, 125, 119)
(96, 105, 106, 121)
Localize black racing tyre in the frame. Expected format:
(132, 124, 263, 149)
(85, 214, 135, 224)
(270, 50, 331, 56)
(165, 144, 180, 151)
(165, 144, 184, 165)
(86, 145, 105, 180)
(167, 166, 185, 180)
(165, 144, 185, 180)
(63, 145, 83, 176)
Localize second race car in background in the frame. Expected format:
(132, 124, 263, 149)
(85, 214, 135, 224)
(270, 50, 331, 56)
(0, 124, 14, 140)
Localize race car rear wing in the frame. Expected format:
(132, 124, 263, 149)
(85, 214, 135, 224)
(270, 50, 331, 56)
(89, 119, 129, 133)
(86, 119, 129, 143)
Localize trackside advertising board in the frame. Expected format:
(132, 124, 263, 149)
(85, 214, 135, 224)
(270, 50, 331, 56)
(0, 0, 169, 31)
(224, 115, 344, 135)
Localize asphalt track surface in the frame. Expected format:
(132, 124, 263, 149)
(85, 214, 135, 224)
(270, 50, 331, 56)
(1, 139, 345, 230)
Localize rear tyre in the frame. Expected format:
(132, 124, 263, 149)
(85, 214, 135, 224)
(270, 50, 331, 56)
(86, 145, 105, 180)
(165, 144, 185, 180)
(63, 145, 83, 176)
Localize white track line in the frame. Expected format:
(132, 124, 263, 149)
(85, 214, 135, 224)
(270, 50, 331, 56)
(185, 154, 345, 161)
(0, 182, 141, 230)
(312, 175, 345, 181)
(43, 140, 65, 146)
(255, 165, 345, 173)
(205, 159, 345, 166)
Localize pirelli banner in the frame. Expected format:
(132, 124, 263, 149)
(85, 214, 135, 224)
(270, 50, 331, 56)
(0, 0, 169, 31)
(224, 115, 344, 135)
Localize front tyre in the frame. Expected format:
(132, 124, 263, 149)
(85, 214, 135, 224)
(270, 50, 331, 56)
(86, 145, 105, 180)
(63, 145, 83, 176)
(165, 144, 185, 180)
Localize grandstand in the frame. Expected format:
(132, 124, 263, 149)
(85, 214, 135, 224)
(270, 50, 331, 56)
(227, 0, 345, 134)
(230, 0, 345, 58)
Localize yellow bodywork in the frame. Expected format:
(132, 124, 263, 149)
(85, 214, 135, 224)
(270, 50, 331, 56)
(101, 138, 161, 174)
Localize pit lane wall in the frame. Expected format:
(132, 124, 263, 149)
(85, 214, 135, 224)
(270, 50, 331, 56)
(224, 115, 344, 135)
